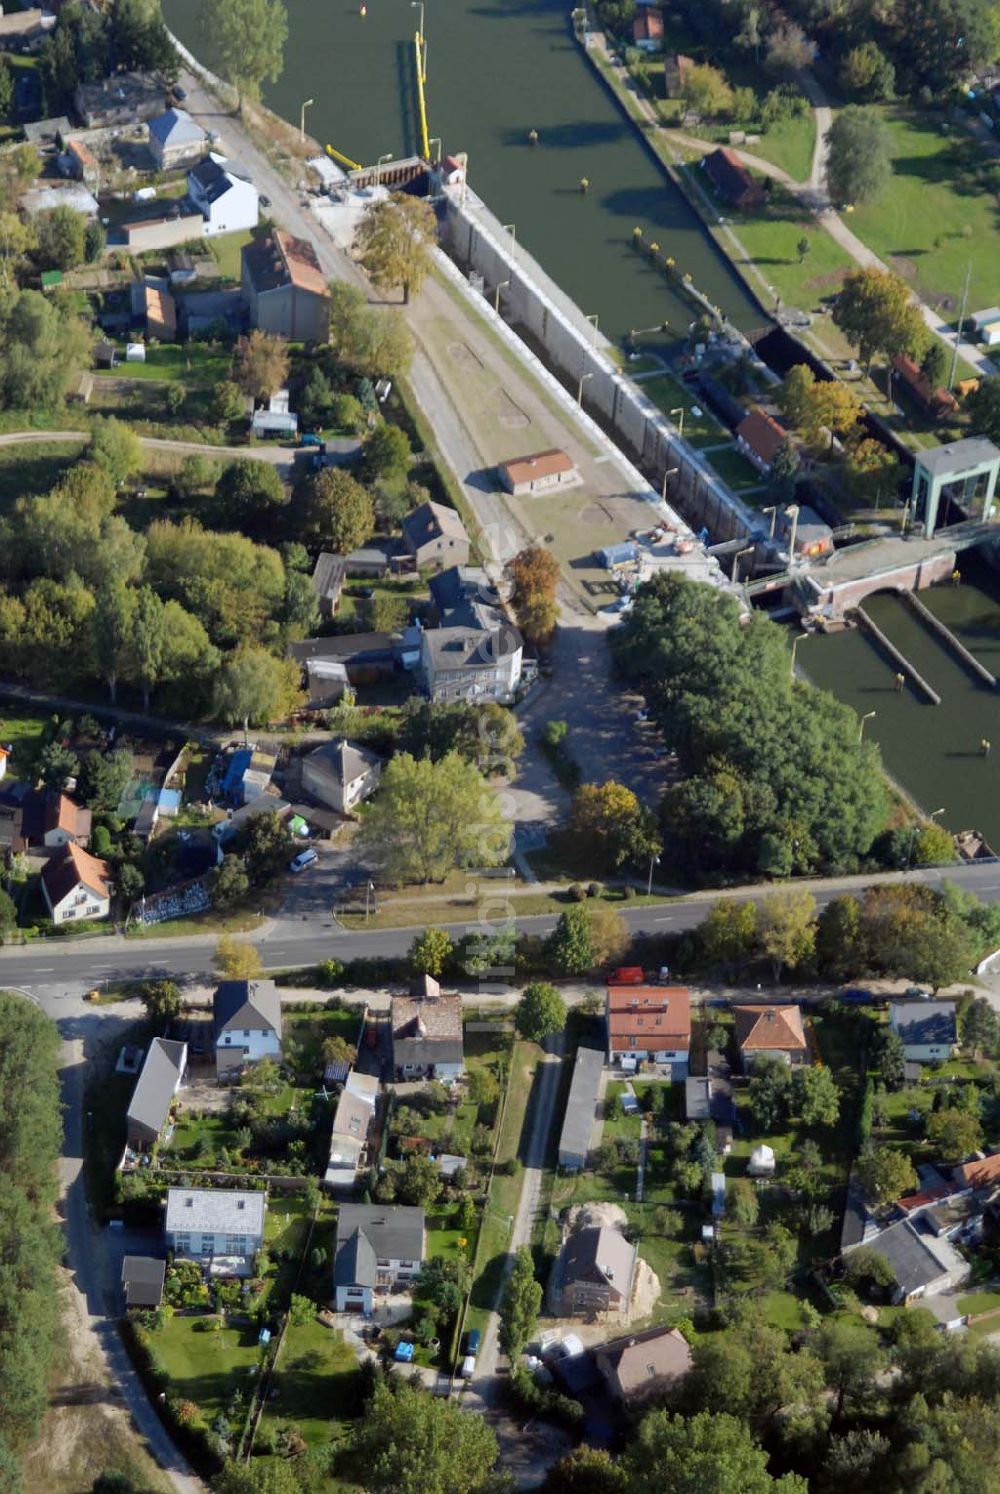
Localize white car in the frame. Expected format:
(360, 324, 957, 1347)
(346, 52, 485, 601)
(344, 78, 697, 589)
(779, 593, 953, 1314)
(289, 848, 318, 873)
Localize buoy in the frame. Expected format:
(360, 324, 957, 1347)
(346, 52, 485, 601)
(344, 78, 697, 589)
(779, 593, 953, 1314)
(360, 3, 367, 15)
(528, 129, 539, 146)
(579, 176, 589, 194)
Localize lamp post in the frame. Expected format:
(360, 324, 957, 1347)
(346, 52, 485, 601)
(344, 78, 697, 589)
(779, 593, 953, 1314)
(502, 222, 516, 255)
(761, 504, 778, 540)
(411, 0, 424, 40)
(661, 466, 679, 503)
(669, 406, 685, 441)
(732, 545, 754, 585)
(374, 151, 392, 187)
(299, 97, 314, 143)
(585, 311, 599, 348)
(493, 278, 509, 314)
(790, 631, 809, 678)
(859, 710, 876, 743)
(577, 369, 593, 406)
(428, 136, 442, 165)
(785, 503, 800, 560)
(909, 807, 946, 867)
(647, 852, 661, 896)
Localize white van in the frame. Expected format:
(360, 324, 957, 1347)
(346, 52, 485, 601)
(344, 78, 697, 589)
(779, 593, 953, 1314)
(461, 1355, 476, 1379)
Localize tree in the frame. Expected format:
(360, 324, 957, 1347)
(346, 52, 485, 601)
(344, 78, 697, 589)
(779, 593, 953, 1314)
(793, 1065, 840, 1128)
(90, 417, 142, 485)
(214, 935, 263, 980)
(0, 56, 12, 120)
(0, 887, 16, 944)
(699, 900, 757, 976)
(507, 544, 560, 647)
(321, 1034, 355, 1070)
(356, 192, 437, 303)
(361, 422, 412, 484)
(839, 41, 895, 101)
(682, 63, 733, 118)
(409, 927, 453, 977)
(500, 1245, 542, 1359)
(212, 459, 288, 537)
(514, 982, 567, 1042)
(826, 107, 891, 207)
(768, 438, 800, 499)
(748, 1057, 792, 1132)
(568, 780, 660, 872)
(833, 268, 927, 373)
(765, 22, 816, 72)
(587, 903, 630, 966)
(356, 751, 511, 884)
(796, 236, 810, 264)
(0, 288, 90, 410)
(818, 1318, 887, 1417)
(815, 896, 864, 981)
(963, 996, 999, 1058)
(623, 1410, 806, 1494)
(37, 740, 79, 790)
(926, 1106, 982, 1162)
(397, 1152, 443, 1209)
(291, 466, 375, 554)
(201, 0, 287, 110)
(77, 747, 134, 811)
(89, 578, 136, 705)
(542, 1446, 625, 1494)
(546, 904, 594, 976)
(215, 646, 303, 743)
(757, 889, 816, 980)
(34, 204, 86, 271)
(920, 340, 948, 391)
(212, 379, 246, 427)
(234, 330, 289, 403)
(914, 821, 955, 866)
(857, 1143, 917, 1205)
(872, 1025, 906, 1090)
(232, 809, 294, 886)
(326, 280, 415, 375)
(355, 1378, 498, 1494)
(210, 854, 250, 910)
(968, 378, 1000, 446)
(141, 979, 182, 1025)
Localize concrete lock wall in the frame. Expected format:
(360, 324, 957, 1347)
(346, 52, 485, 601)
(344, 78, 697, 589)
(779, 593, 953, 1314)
(812, 550, 957, 619)
(441, 188, 757, 545)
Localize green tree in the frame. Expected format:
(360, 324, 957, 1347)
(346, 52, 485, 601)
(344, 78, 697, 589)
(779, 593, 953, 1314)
(857, 1143, 917, 1205)
(141, 979, 183, 1025)
(926, 1106, 982, 1162)
(356, 751, 511, 884)
(127, 586, 167, 711)
(542, 1446, 625, 1494)
(397, 1152, 443, 1209)
(201, 0, 287, 110)
(872, 1025, 906, 1090)
(409, 927, 454, 977)
(354, 1378, 499, 1494)
(76, 747, 134, 811)
(962, 996, 999, 1058)
(920, 340, 948, 391)
(792, 1065, 840, 1128)
(699, 899, 757, 976)
(215, 646, 302, 743)
(356, 192, 438, 303)
(818, 1318, 887, 1416)
(210, 854, 250, 910)
(514, 982, 567, 1043)
(683, 63, 734, 118)
(623, 1410, 806, 1494)
(89, 417, 142, 485)
(825, 107, 891, 206)
(499, 1244, 542, 1359)
(0, 887, 16, 943)
(34, 204, 86, 271)
(815, 895, 865, 981)
(234, 329, 289, 402)
(88, 580, 136, 704)
(361, 422, 412, 483)
(747, 1056, 792, 1132)
(0, 289, 91, 410)
(232, 808, 294, 886)
(796, 236, 810, 264)
(212, 459, 288, 537)
(37, 740, 79, 790)
(757, 889, 816, 980)
(546, 904, 594, 976)
(833, 267, 927, 373)
(838, 42, 895, 101)
(291, 466, 375, 554)
(913, 821, 955, 866)
(0, 57, 13, 120)
(212, 379, 246, 427)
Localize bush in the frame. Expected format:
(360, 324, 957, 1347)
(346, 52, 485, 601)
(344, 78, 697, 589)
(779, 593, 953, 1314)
(569, 883, 586, 902)
(587, 882, 602, 898)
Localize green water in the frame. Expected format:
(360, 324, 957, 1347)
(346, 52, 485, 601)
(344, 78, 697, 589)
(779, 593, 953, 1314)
(164, 0, 764, 341)
(802, 567, 1000, 847)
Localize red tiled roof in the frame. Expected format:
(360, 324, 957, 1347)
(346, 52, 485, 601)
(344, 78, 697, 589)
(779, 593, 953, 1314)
(41, 842, 111, 907)
(892, 355, 959, 416)
(954, 1153, 1000, 1191)
(734, 1004, 807, 1052)
(607, 986, 691, 1043)
(633, 9, 664, 39)
(275, 229, 328, 297)
(500, 449, 575, 486)
(736, 408, 787, 466)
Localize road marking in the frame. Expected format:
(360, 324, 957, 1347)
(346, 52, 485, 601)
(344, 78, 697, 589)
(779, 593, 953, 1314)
(32, 966, 56, 972)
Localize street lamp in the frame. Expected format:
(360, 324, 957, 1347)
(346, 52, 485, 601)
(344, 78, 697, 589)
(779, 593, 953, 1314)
(761, 504, 778, 540)
(661, 465, 679, 503)
(790, 631, 809, 678)
(428, 136, 442, 165)
(732, 545, 754, 584)
(577, 369, 593, 406)
(647, 852, 661, 896)
(411, 0, 424, 40)
(493, 278, 509, 314)
(785, 503, 800, 560)
(669, 406, 685, 441)
(585, 312, 599, 348)
(374, 151, 392, 187)
(502, 222, 516, 254)
(299, 97, 314, 143)
(859, 710, 876, 743)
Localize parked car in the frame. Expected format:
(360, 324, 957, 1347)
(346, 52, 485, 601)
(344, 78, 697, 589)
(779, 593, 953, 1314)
(465, 1328, 481, 1356)
(172, 85, 187, 102)
(289, 848, 318, 873)
(461, 1355, 476, 1379)
(840, 987, 874, 1005)
(300, 433, 324, 448)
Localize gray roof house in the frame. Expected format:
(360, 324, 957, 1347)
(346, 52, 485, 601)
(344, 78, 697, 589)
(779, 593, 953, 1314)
(390, 984, 465, 1081)
(121, 1256, 166, 1310)
(301, 739, 382, 816)
(420, 621, 523, 705)
(213, 979, 282, 1077)
(311, 552, 347, 617)
(74, 72, 166, 128)
(148, 107, 207, 169)
(558, 1046, 604, 1172)
(401, 500, 470, 570)
(126, 1037, 187, 1151)
(165, 1187, 266, 1260)
(843, 1217, 968, 1303)
(889, 1001, 958, 1063)
(559, 1225, 637, 1318)
(333, 1203, 425, 1313)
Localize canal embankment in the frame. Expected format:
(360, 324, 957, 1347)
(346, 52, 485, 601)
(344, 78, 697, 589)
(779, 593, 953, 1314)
(852, 605, 941, 705)
(902, 590, 998, 689)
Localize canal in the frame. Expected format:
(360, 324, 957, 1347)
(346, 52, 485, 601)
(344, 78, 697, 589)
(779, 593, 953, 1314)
(801, 558, 1000, 848)
(163, 0, 765, 341)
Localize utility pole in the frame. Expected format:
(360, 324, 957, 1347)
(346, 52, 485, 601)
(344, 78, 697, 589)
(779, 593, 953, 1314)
(948, 261, 972, 392)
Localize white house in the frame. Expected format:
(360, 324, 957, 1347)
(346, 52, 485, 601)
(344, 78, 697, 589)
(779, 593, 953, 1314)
(889, 1001, 958, 1064)
(187, 154, 258, 236)
(147, 108, 207, 170)
(333, 1203, 425, 1314)
(420, 623, 522, 704)
(250, 388, 298, 438)
(605, 984, 691, 1076)
(325, 1069, 379, 1191)
(165, 1187, 266, 1261)
(40, 842, 111, 926)
(213, 979, 283, 1078)
(971, 308, 1000, 347)
(498, 448, 579, 496)
(302, 739, 382, 815)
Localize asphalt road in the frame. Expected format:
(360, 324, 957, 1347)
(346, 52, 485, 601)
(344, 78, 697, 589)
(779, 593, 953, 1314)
(5, 860, 1000, 993)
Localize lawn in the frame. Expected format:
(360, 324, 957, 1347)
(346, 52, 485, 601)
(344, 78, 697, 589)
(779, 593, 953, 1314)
(208, 229, 256, 282)
(0, 439, 85, 510)
(638, 374, 729, 448)
(721, 184, 856, 319)
(152, 1313, 263, 1421)
(257, 1317, 360, 1450)
(957, 1288, 1000, 1317)
(0, 707, 51, 780)
(849, 107, 1000, 318)
(744, 113, 816, 184)
(625, 1203, 711, 1324)
(92, 343, 232, 388)
(283, 1008, 366, 1078)
(704, 444, 765, 492)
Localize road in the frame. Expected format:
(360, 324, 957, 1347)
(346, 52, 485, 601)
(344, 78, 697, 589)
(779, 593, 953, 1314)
(0, 427, 360, 476)
(5, 858, 1000, 992)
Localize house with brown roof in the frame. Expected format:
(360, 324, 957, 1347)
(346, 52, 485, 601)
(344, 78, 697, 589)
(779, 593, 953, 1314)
(61, 137, 99, 187)
(558, 1225, 637, 1319)
(702, 147, 765, 211)
(891, 355, 959, 422)
(733, 1004, 808, 1072)
(596, 1325, 692, 1404)
(390, 977, 464, 1082)
(401, 500, 470, 570)
(497, 448, 579, 496)
(953, 1153, 1000, 1194)
(632, 7, 664, 50)
(40, 842, 112, 925)
(144, 283, 177, 342)
(30, 791, 92, 849)
(242, 228, 331, 343)
(735, 407, 788, 472)
(606, 985, 690, 1076)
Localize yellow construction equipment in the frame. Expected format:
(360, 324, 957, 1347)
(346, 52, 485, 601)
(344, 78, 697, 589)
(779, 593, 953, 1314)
(414, 32, 430, 161)
(325, 143, 363, 172)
